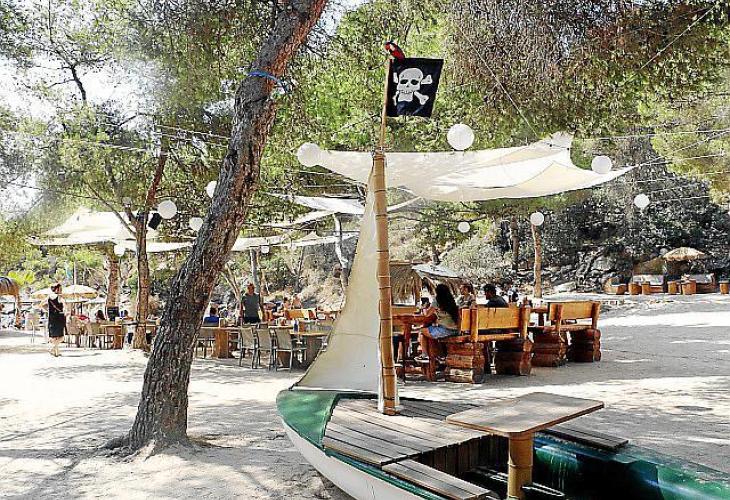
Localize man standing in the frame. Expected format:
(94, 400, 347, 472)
(483, 283, 508, 308)
(241, 283, 264, 324)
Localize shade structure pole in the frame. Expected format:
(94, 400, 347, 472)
(374, 57, 398, 416)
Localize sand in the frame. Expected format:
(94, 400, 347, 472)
(0, 293, 728, 499)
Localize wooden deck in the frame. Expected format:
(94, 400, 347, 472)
(323, 397, 506, 472)
(322, 397, 505, 498)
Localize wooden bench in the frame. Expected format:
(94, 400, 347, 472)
(530, 301, 601, 366)
(684, 274, 717, 294)
(440, 307, 532, 383)
(631, 274, 665, 294)
(383, 459, 499, 500)
(540, 422, 628, 451)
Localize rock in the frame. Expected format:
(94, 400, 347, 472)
(554, 281, 576, 293)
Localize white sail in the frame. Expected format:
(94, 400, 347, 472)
(295, 174, 382, 394)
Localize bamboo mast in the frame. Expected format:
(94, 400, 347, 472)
(374, 58, 398, 415)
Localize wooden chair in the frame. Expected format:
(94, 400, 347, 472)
(238, 326, 258, 368)
(530, 301, 601, 366)
(440, 306, 532, 383)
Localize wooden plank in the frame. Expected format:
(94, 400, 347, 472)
(328, 419, 437, 452)
(404, 399, 476, 416)
(326, 425, 421, 460)
(326, 422, 425, 457)
(331, 408, 452, 449)
(383, 459, 495, 499)
(541, 423, 628, 451)
(340, 400, 485, 441)
(322, 436, 392, 466)
(335, 403, 484, 445)
(446, 392, 604, 438)
(475, 307, 520, 330)
(548, 301, 595, 321)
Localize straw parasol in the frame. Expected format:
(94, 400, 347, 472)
(390, 261, 463, 303)
(663, 247, 708, 262)
(31, 284, 99, 302)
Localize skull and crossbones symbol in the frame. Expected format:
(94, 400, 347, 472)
(393, 68, 433, 106)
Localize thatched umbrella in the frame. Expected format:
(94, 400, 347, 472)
(390, 261, 463, 304)
(663, 247, 708, 262)
(0, 277, 21, 328)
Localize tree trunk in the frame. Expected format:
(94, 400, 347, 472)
(127, 0, 328, 451)
(103, 246, 120, 312)
(531, 223, 543, 298)
(333, 214, 349, 289)
(132, 220, 151, 349)
(249, 248, 260, 292)
(510, 216, 520, 271)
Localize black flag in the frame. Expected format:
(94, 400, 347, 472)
(386, 57, 444, 118)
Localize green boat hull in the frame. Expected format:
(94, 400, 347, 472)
(277, 389, 730, 499)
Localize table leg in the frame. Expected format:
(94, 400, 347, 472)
(507, 434, 533, 500)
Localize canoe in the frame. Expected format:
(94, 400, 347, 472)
(278, 388, 730, 500)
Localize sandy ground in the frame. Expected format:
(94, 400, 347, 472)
(0, 294, 728, 499)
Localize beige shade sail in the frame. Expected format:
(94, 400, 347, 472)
(295, 174, 382, 393)
(663, 247, 708, 262)
(315, 133, 632, 202)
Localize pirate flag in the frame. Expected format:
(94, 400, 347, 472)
(386, 57, 444, 118)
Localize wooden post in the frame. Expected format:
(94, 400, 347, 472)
(374, 58, 398, 415)
(507, 435, 534, 499)
(531, 223, 542, 298)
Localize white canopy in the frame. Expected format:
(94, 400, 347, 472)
(316, 133, 632, 202)
(39, 207, 158, 246)
(273, 210, 335, 228)
(231, 234, 287, 252)
(269, 193, 364, 215)
(286, 231, 357, 248)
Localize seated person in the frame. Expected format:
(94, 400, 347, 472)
(456, 283, 476, 308)
(292, 294, 303, 309)
(95, 309, 106, 322)
(484, 283, 508, 308)
(418, 284, 460, 361)
(203, 306, 220, 325)
(418, 297, 431, 314)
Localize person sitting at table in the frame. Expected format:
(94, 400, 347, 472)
(417, 297, 431, 315)
(456, 283, 476, 308)
(242, 283, 264, 324)
(484, 283, 508, 308)
(292, 294, 303, 309)
(417, 284, 460, 361)
(94, 309, 106, 322)
(203, 305, 220, 325)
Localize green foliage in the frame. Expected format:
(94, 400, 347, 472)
(647, 71, 730, 200)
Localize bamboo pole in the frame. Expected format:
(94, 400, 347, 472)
(374, 58, 398, 415)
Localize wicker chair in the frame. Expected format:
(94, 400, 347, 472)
(273, 327, 306, 371)
(238, 326, 259, 368)
(255, 327, 276, 370)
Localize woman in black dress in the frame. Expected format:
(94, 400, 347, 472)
(47, 283, 65, 357)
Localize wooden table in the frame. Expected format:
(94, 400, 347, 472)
(295, 330, 329, 367)
(199, 327, 236, 359)
(104, 325, 125, 349)
(446, 392, 604, 500)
